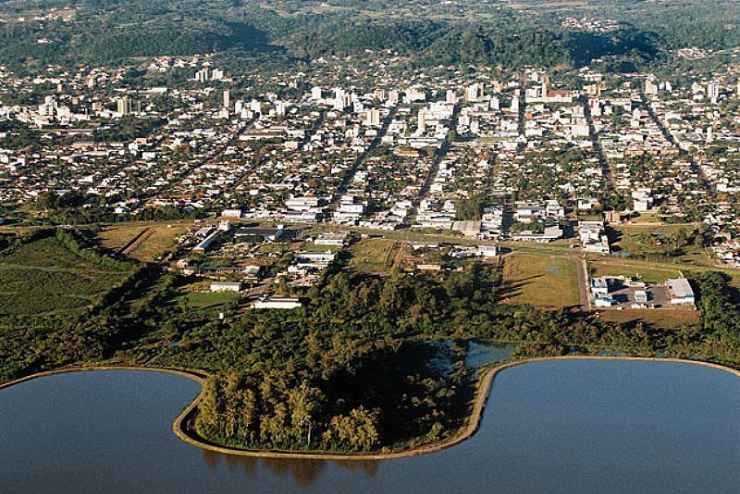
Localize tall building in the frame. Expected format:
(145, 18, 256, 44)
(117, 96, 130, 115)
(274, 100, 286, 117)
(644, 78, 658, 96)
(707, 80, 720, 104)
(364, 108, 381, 127)
(334, 88, 347, 111)
(464, 83, 481, 102)
(541, 74, 550, 98)
(417, 110, 427, 133)
(311, 86, 322, 100)
(195, 68, 209, 82)
(223, 90, 230, 110)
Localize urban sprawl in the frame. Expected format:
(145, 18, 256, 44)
(1, 50, 738, 312)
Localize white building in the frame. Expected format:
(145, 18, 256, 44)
(210, 281, 242, 292)
(251, 297, 302, 310)
(666, 278, 695, 306)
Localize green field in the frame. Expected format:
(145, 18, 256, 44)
(501, 252, 580, 308)
(609, 224, 713, 266)
(348, 239, 402, 273)
(178, 291, 240, 310)
(0, 235, 134, 317)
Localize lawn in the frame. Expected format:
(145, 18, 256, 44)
(500, 252, 580, 308)
(0, 235, 134, 317)
(98, 222, 189, 262)
(178, 291, 240, 310)
(348, 238, 402, 273)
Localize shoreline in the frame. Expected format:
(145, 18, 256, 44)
(1, 356, 738, 461)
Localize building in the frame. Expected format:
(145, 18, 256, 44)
(251, 297, 302, 310)
(116, 96, 130, 115)
(666, 278, 695, 306)
(591, 277, 611, 298)
(221, 209, 243, 219)
(193, 229, 222, 253)
(315, 232, 349, 247)
(634, 289, 649, 304)
(478, 245, 498, 257)
(452, 220, 482, 238)
(210, 281, 242, 292)
(364, 108, 381, 127)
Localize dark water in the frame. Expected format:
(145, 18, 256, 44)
(465, 341, 514, 368)
(1, 361, 738, 494)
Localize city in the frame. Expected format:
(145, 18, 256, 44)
(0, 1, 738, 493)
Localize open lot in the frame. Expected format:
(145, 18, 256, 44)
(500, 252, 580, 308)
(348, 238, 404, 274)
(0, 235, 134, 317)
(608, 223, 714, 266)
(98, 222, 190, 262)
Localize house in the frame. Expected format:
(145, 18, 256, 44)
(251, 297, 302, 310)
(511, 225, 563, 243)
(221, 208, 243, 219)
(233, 226, 289, 244)
(591, 277, 611, 298)
(416, 264, 442, 272)
(452, 220, 482, 238)
(634, 289, 649, 304)
(478, 245, 498, 257)
(210, 281, 242, 292)
(666, 278, 695, 306)
(578, 198, 599, 211)
(579, 221, 610, 254)
(594, 295, 615, 307)
(242, 265, 263, 281)
(315, 232, 349, 246)
(193, 229, 222, 253)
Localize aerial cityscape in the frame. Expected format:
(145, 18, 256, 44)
(0, 1, 738, 493)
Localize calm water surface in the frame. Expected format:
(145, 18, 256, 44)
(1, 361, 738, 494)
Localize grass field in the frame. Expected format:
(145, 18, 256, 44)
(0, 235, 134, 317)
(179, 291, 240, 310)
(348, 239, 402, 273)
(500, 252, 580, 308)
(608, 224, 713, 265)
(98, 223, 189, 262)
(589, 260, 681, 284)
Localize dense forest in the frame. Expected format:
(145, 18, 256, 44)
(0, 0, 735, 72)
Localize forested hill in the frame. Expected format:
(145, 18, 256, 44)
(0, 0, 736, 71)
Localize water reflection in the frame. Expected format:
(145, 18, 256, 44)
(200, 450, 380, 487)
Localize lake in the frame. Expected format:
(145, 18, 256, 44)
(1, 360, 738, 494)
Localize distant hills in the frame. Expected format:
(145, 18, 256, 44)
(0, 0, 736, 71)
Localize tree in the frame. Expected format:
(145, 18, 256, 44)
(325, 407, 381, 451)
